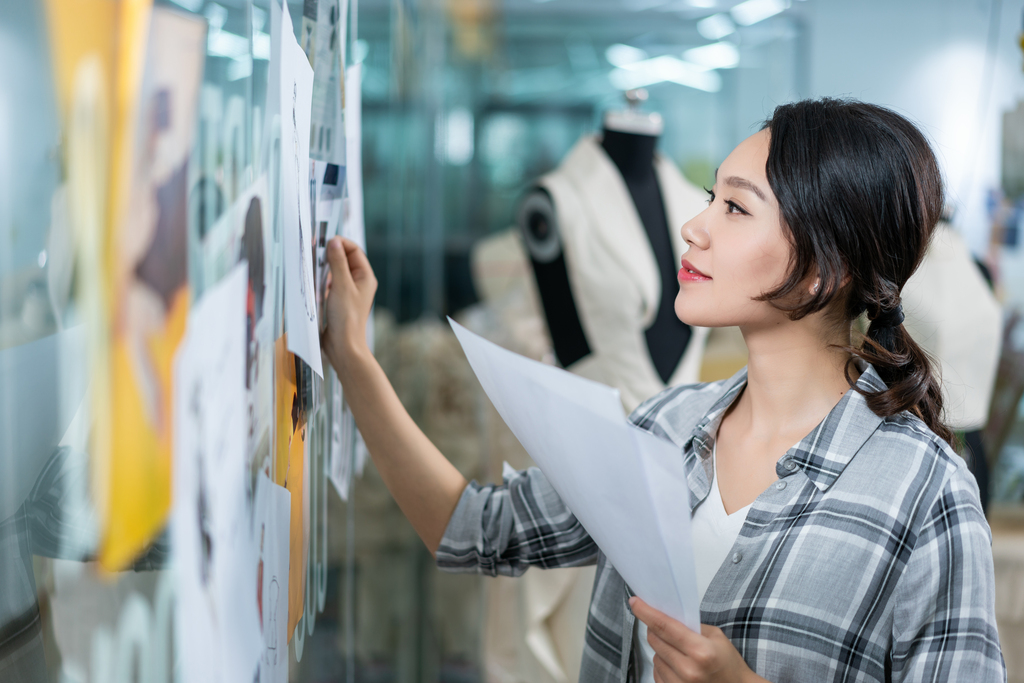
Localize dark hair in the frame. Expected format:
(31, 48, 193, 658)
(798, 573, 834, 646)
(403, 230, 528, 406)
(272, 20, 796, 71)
(759, 98, 953, 446)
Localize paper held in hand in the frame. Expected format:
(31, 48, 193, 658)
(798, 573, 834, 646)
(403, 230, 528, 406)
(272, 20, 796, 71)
(448, 319, 700, 630)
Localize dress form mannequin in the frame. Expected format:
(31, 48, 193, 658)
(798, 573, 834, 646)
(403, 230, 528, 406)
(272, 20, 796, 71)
(599, 91, 692, 382)
(518, 89, 706, 408)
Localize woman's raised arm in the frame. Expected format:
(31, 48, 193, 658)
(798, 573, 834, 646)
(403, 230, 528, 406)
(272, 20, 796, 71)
(320, 236, 468, 555)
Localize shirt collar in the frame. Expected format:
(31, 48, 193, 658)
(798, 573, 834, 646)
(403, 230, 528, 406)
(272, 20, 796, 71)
(685, 361, 887, 493)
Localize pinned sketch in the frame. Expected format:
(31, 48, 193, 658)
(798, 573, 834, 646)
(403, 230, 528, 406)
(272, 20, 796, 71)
(278, 0, 322, 376)
(173, 264, 263, 683)
(199, 177, 274, 467)
(99, 6, 206, 570)
(254, 472, 291, 683)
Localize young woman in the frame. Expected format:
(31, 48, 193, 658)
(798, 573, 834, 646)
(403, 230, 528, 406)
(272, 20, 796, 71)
(320, 98, 1004, 682)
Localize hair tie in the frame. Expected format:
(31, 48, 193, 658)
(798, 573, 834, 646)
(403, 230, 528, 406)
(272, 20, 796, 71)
(873, 304, 904, 329)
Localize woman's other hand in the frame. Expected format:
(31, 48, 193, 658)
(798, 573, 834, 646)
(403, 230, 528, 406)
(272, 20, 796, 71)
(322, 236, 377, 372)
(630, 598, 768, 683)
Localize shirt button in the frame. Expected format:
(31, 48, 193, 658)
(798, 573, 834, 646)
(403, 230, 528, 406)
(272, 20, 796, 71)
(775, 480, 787, 491)
(731, 551, 742, 564)
(783, 459, 797, 471)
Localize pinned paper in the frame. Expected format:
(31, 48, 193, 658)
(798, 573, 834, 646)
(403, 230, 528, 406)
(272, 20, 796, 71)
(172, 264, 262, 683)
(304, 0, 348, 166)
(254, 472, 291, 683)
(278, 0, 323, 377)
(98, 6, 206, 570)
(273, 335, 309, 639)
(328, 371, 353, 500)
(200, 176, 274, 467)
(342, 63, 364, 248)
(313, 160, 344, 330)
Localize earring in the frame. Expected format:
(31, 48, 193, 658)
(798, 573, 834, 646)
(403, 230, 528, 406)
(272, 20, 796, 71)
(811, 281, 820, 294)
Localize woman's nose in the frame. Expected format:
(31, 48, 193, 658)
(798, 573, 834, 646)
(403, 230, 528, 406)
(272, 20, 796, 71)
(680, 209, 710, 251)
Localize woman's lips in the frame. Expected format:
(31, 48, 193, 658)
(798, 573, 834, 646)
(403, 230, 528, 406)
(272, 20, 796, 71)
(678, 259, 711, 282)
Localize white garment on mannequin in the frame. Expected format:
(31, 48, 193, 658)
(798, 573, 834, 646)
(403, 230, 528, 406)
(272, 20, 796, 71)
(637, 443, 751, 683)
(901, 223, 1001, 430)
(536, 136, 710, 413)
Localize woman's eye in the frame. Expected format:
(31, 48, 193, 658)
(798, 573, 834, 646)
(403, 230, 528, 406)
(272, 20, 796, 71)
(704, 187, 715, 205)
(726, 200, 747, 215)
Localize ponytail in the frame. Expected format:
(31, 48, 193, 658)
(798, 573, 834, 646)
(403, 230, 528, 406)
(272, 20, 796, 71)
(846, 303, 955, 447)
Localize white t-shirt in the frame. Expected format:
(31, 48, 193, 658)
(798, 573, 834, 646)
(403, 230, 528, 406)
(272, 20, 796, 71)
(637, 444, 751, 683)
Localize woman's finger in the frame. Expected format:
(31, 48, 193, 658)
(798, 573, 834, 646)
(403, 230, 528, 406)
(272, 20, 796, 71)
(652, 653, 690, 683)
(648, 629, 700, 680)
(630, 597, 703, 652)
(327, 236, 356, 290)
(339, 237, 375, 287)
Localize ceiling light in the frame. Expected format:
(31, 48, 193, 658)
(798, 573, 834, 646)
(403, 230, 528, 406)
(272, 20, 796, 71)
(610, 56, 722, 92)
(605, 43, 648, 67)
(730, 0, 790, 26)
(683, 41, 739, 69)
(686, 0, 717, 7)
(207, 28, 249, 60)
(169, 0, 203, 11)
(696, 13, 735, 40)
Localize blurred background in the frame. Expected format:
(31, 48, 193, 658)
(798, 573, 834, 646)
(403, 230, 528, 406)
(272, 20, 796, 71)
(4, 0, 1024, 681)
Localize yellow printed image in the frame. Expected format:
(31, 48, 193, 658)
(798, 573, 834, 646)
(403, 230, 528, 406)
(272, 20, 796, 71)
(274, 334, 309, 639)
(101, 5, 205, 570)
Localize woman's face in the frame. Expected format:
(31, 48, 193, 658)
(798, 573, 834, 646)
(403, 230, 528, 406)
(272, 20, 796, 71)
(674, 129, 797, 329)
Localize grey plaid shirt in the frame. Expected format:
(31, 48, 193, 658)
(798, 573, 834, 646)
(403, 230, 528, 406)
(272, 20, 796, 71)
(436, 365, 1005, 682)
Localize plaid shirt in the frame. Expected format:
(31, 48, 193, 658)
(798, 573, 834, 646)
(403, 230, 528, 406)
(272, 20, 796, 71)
(436, 364, 1005, 682)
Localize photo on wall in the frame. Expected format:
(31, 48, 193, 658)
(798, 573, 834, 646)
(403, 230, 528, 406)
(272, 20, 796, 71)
(199, 176, 275, 468)
(100, 5, 206, 571)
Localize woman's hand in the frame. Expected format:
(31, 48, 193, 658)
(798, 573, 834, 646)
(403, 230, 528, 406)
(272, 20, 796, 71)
(630, 597, 767, 683)
(321, 236, 377, 373)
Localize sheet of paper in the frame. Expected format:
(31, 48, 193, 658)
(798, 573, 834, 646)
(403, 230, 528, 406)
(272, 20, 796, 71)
(254, 472, 291, 683)
(304, 0, 346, 165)
(197, 176, 274, 467)
(328, 370, 352, 500)
(173, 264, 263, 683)
(449, 319, 700, 630)
(312, 160, 344, 330)
(342, 63, 364, 248)
(99, 5, 206, 571)
(279, 1, 323, 377)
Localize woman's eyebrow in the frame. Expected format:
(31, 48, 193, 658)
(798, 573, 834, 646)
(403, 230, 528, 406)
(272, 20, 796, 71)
(723, 175, 767, 202)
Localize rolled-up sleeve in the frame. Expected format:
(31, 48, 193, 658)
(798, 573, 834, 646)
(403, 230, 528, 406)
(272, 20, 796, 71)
(435, 466, 599, 576)
(891, 469, 1006, 681)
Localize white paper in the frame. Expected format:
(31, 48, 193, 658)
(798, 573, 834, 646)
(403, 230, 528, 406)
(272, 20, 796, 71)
(279, 1, 323, 376)
(306, 0, 346, 165)
(313, 160, 344, 329)
(449, 319, 700, 630)
(173, 264, 263, 683)
(342, 63, 364, 248)
(254, 472, 291, 683)
(328, 370, 352, 500)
